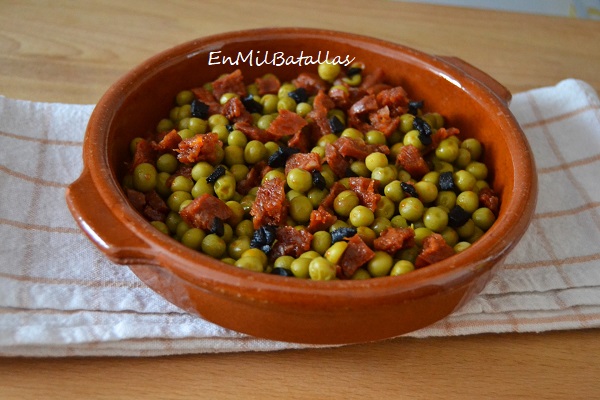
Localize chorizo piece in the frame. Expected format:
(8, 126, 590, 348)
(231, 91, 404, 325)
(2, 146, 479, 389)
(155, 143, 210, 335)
(373, 227, 415, 255)
(479, 187, 500, 216)
(152, 129, 182, 153)
(177, 132, 222, 164)
(211, 69, 247, 100)
(396, 144, 430, 179)
(348, 177, 381, 212)
(180, 193, 233, 231)
(266, 109, 308, 139)
(284, 152, 322, 175)
(250, 177, 289, 229)
(270, 226, 313, 259)
(414, 233, 455, 268)
(338, 234, 375, 278)
(307, 206, 338, 233)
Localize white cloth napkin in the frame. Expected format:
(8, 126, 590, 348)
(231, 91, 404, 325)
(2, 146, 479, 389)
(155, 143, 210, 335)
(1, 79, 599, 357)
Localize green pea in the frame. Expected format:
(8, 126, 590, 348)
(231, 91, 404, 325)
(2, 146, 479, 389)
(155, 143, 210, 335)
(262, 169, 286, 184)
(151, 221, 169, 235)
(349, 205, 375, 227)
(414, 181, 438, 204)
(441, 227, 459, 247)
(455, 148, 472, 169)
(436, 191, 457, 212)
(350, 161, 370, 177)
(289, 195, 313, 224)
(472, 207, 496, 231)
(201, 234, 227, 258)
(170, 175, 194, 193)
(341, 127, 364, 141)
(435, 138, 459, 162)
(213, 174, 236, 201)
(277, 96, 296, 112)
(296, 102, 313, 117)
(456, 218, 476, 239)
(384, 180, 405, 203)
(235, 256, 264, 272)
(391, 215, 409, 228)
(228, 236, 251, 259)
(324, 241, 348, 265)
(309, 257, 336, 281)
(399, 197, 424, 221)
(399, 114, 415, 133)
(370, 217, 392, 236)
(403, 129, 426, 151)
(132, 163, 157, 193)
(454, 170, 477, 192)
(224, 145, 245, 167)
(156, 119, 174, 134)
(333, 190, 359, 217)
(167, 190, 192, 212)
(244, 140, 268, 164)
(367, 251, 394, 277)
(375, 197, 395, 219)
(260, 95, 278, 115)
(156, 153, 178, 173)
(423, 206, 449, 233)
(227, 129, 248, 147)
(461, 138, 483, 160)
(287, 168, 313, 193)
(357, 226, 376, 247)
(390, 260, 415, 276)
(241, 248, 269, 267)
(307, 188, 328, 208)
(371, 166, 397, 186)
(219, 92, 238, 105)
(191, 177, 215, 198)
(365, 152, 388, 171)
(191, 162, 214, 181)
(155, 172, 172, 198)
(208, 114, 229, 130)
(175, 220, 190, 240)
(454, 241, 472, 253)
(318, 61, 341, 83)
(318, 134, 338, 147)
(274, 255, 295, 270)
(230, 164, 250, 182)
(466, 161, 488, 180)
(365, 130, 387, 145)
(456, 191, 479, 213)
(422, 171, 440, 185)
(165, 211, 182, 234)
(176, 90, 194, 106)
(290, 257, 311, 279)
(188, 117, 207, 134)
(177, 104, 192, 120)
(414, 227, 434, 246)
(311, 231, 332, 255)
(181, 228, 206, 250)
(351, 269, 371, 280)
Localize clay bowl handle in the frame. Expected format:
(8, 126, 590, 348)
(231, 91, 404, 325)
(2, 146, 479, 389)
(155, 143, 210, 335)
(65, 168, 156, 266)
(437, 56, 512, 104)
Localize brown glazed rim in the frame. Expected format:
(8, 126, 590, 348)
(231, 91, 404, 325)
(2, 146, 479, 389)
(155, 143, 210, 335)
(67, 27, 537, 310)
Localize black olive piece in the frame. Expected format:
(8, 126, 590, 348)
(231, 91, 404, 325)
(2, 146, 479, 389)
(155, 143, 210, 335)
(190, 99, 209, 119)
(346, 66, 362, 76)
(209, 217, 225, 237)
(205, 165, 226, 183)
(312, 170, 327, 190)
(271, 267, 295, 277)
(331, 227, 358, 244)
(448, 205, 471, 228)
(328, 115, 345, 134)
(438, 171, 456, 191)
(226, 124, 235, 132)
(250, 225, 277, 253)
(413, 116, 433, 146)
(288, 87, 308, 104)
(418, 131, 433, 146)
(267, 146, 300, 168)
(344, 167, 359, 178)
(242, 95, 264, 114)
(401, 182, 418, 198)
(408, 100, 424, 116)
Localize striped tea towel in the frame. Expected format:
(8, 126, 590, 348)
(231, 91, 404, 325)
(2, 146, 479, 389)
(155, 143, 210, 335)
(0, 79, 599, 357)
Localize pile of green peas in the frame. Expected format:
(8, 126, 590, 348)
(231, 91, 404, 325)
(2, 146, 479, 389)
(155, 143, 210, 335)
(124, 63, 498, 281)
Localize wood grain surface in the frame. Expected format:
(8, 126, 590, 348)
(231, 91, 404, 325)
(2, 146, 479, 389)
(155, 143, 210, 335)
(1, 1, 599, 399)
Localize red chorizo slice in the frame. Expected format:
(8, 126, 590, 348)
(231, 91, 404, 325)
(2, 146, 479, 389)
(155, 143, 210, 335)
(236, 161, 271, 195)
(180, 193, 233, 231)
(152, 129, 182, 153)
(396, 144, 430, 179)
(165, 164, 193, 188)
(130, 139, 156, 171)
(429, 127, 460, 151)
(222, 96, 253, 125)
(368, 106, 400, 137)
(126, 188, 146, 212)
(338, 234, 375, 278)
(348, 177, 381, 212)
(348, 94, 378, 131)
(328, 85, 351, 110)
(375, 86, 409, 116)
(255, 74, 281, 95)
(307, 205, 337, 233)
(321, 182, 346, 211)
(333, 136, 389, 161)
(284, 152, 322, 175)
(287, 125, 313, 153)
(307, 90, 335, 138)
(359, 67, 386, 91)
(233, 121, 279, 143)
(211, 69, 247, 100)
(415, 233, 455, 268)
(144, 190, 169, 222)
(250, 177, 289, 229)
(479, 187, 500, 216)
(270, 226, 313, 259)
(266, 109, 308, 139)
(191, 87, 221, 115)
(373, 227, 415, 255)
(325, 143, 350, 178)
(292, 72, 328, 95)
(177, 132, 222, 164)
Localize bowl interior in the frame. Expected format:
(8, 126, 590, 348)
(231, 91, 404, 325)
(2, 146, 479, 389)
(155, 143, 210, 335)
(89, 27, 534, 296)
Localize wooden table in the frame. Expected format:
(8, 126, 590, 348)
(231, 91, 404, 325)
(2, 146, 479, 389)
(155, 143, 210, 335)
(1, 1, 599, 398)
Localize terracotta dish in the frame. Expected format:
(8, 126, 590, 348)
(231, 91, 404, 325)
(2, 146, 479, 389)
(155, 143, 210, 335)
(66, 28, 537, 344)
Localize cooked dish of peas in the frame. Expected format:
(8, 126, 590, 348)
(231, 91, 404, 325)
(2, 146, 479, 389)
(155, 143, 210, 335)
(122, 61, 500, 281)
